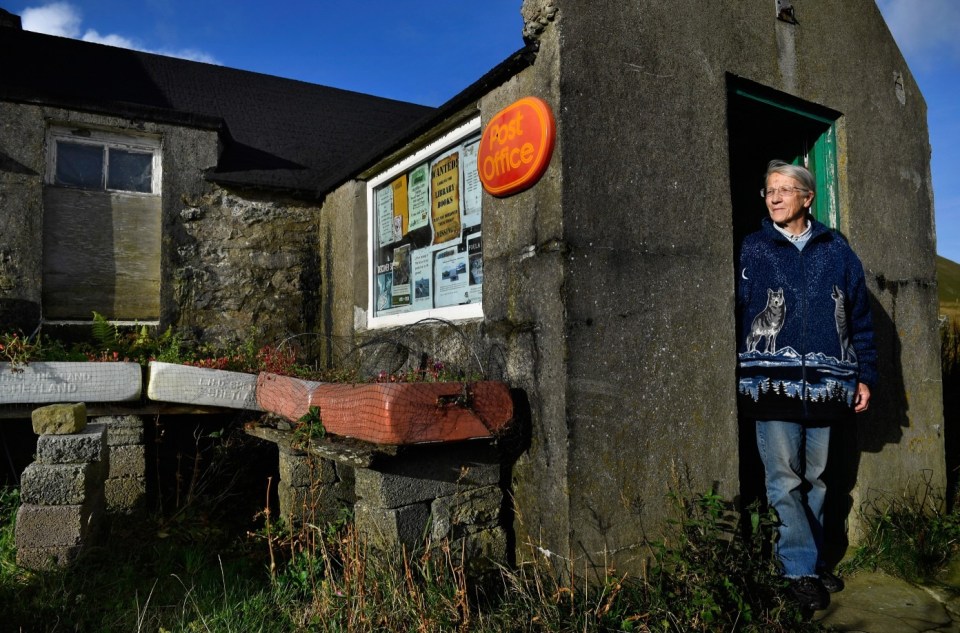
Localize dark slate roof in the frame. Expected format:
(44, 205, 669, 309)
(0, 23, 434, 195)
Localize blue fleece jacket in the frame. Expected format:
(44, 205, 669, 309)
(736, 218, 878, 422)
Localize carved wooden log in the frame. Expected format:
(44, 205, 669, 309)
(256, 373, 513, 445)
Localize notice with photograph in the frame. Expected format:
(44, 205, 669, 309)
(407, 163, 430, 232)
(376, 262, 393, 312)
(434, 245, 470, 308)
(462, 139, 482, 226)
(431, 150, 461, 245)
(376, 185, 395, 246)
(411, 248, 432, 310)
(391, 175, 409, 239)
(391, 244, 411, 307)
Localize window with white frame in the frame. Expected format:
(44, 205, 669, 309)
(367, 118, 483, 328)
(47, 127, 161, 194)
(43, 126, 162, 321)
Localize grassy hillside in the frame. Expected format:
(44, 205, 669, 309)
(938, 255, 960, 321)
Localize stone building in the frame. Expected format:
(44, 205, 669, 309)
(0, 0, 945, 574)
(0, 8, 431, 343)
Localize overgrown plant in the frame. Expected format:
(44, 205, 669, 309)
(841, 474, 960, 584)
(0, 330, 84, 371)
(1, 475, 823, 632)
(252, 478, 815, 632)
(0, 487, 20, 578)
(942, 317, 960, 506)
(291, 406, 326, 448)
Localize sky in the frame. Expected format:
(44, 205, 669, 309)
(10, 1, 960, 262)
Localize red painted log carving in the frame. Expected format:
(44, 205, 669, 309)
(256, 373, 513, 445)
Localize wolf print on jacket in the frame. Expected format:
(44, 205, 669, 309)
(832, 285, 857, 364)
(736, 218, 878, 422)
(745, 288, 785, 354)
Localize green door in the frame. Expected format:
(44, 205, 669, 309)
(727, 77, 842, 247)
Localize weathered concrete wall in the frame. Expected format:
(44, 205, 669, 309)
(554, 0, 741, 566)
(474, 20, 569, 565)
(315, 0, 943, 573)
(799, 3, 944, 525)
(0, 102, 321, 345)
(554, 0, 942, 563)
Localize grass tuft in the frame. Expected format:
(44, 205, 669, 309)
(0, 474, 822, 632)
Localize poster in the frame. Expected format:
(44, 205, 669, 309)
(391, 175, 409, 240)
(462, 140, 482, 226)
(376, 185, 395, 246)
(412, 248, 432, 311)
(391, 244, 411, 307)
(376, 262, 393, 312)
(467, 230, 483, 303)
(407, 163, 430, 231)
(434, 245, 470, 308)
(430, 150, 461, 245)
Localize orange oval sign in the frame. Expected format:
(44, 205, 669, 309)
(478, 96, 556, 197)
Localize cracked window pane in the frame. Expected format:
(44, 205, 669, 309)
(108, 148, 153, 193)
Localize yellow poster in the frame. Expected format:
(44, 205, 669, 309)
(431, 151, 460, 245)
(391, 174, 409, 238)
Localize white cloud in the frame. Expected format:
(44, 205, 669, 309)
(21, 1, 81, 37)
(876, 0, 960, 69)
(80, 29, 136, 49)
(20, 2, 220, 65)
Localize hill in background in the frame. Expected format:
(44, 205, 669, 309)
(938, 255, 960, 321)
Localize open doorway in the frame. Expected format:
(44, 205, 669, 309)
(728, 77, 851, 561)
(727, 75, 841, 251)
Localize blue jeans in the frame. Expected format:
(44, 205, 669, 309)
(756, 420, 831, 578)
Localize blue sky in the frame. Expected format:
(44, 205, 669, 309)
(12, 1, 960, 262)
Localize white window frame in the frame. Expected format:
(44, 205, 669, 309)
(46, 126, 162, 195)
(366, 118, 483, 330)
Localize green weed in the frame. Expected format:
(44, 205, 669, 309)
(841, 474, 960, 585)
(291, 406, 326, 449)
(1, 475, 818, 631)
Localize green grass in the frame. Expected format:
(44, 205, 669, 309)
(938, 255, 960, 323)
(0, 480, 819, 633)
(840, 474, 960, 585)
(938, 255, 960, 305)
(0, 507, 288, 632)
(837, 298, 960, 589)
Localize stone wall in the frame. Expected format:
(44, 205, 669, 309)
(0, 100, 47, 329)
(99, 416, 147, 515)
(353, 445, 504, 559)
(16, 404, 107, 569)
(0, 100, 322, 346)
(244, 423, 508, 570)
(276, 442, 355, 527)
(171, 187, 321, 346)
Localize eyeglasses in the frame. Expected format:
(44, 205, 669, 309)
(761, 186, 809, 198)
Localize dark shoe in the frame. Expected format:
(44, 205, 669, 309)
(818, 570, 844, 593)
(787, 576, 830, 611)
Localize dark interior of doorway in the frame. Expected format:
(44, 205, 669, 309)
(727, 81, 833, 251)
(727, 79, 855, 566)
(728, 80, 827, 499)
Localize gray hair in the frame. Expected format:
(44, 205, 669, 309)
(765, 159, 815, 194)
